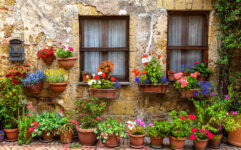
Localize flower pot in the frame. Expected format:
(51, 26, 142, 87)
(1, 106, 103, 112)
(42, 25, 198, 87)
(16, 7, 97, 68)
(228, 119, 241, 147)
(150, 136, 164, 148)
(89, 88, 119, 99)
(82, 73, 91, 82)
(57, 57, 77, 70)
(194, 139, 208, 150)
(60, 130, 73, 144)
(138, 83, 169, 94)
(42, 55, 55, 65)
(181, 89, 199, 98)
(105, 134, 119, 147)
(4, 128, 18, 141)
(168, 74, 176, 81)
(169, 136, 186, 149)
(129, 133, 145, 147)
(42, 130, 54, 141)
(27, 81, 43, 94)
(208, 134, 223, 148)
(76, 127, 97, 146)
(49, 82, 68, 93)
(197, 76, 206, 82)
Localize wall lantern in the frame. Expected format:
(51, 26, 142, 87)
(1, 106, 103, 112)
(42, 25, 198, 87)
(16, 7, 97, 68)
(9, 39, 24, 61)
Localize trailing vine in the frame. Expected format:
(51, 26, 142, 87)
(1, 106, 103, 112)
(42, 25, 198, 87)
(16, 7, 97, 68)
(214, 0, 241, 95)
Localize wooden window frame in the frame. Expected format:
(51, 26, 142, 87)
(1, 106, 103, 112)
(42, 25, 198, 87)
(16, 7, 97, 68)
(79, 16, 130, 82)
(167, 11, 209, 71)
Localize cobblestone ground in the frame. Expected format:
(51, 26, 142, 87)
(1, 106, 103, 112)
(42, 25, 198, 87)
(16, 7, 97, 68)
(0, 137, 241, 150)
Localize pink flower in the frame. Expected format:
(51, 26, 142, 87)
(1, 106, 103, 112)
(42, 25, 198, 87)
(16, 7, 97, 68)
(199, 129, 204, 133)
(191, 128, 197, 133)
(59, 42, 62, 45)
(180, 116, 186, 120)
(194, 61, 199, 65)
(63, 45, 66, 49)
(179, 78, 188, 88)
(149, 123, 154, 127)
(96, 117, 102, 121)
(58, 108, 63, 113)
(219, 126, 222, 130)
(226, 112, 229, 115)
(190, 72, 200, 78)
(232, 111, 237, 115)
(133, 129, 136, 132)
(140, 122, 145, 127)
(136, 118, 141, 123)
(225, 95, 229, 100)
(204, 130, 209, 134)
(68, 46, 74, 51)
(174, 72, 183, 80)
(188, 115, 196, 120)
(189, 134, 196, 141)
(207, 132, 214, 140)
(28, 113, 31, 116)
(211, 92, 216, 96)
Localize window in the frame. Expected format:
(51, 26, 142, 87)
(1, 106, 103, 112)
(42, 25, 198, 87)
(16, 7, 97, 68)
(79, 16, 129, 81)
(167, 11, 208, 72)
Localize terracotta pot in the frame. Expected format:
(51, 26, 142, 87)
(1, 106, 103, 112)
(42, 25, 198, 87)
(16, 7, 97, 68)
(49, 82, 68, 93)
(89, 88, 119, 99)
(138, 83, 169, 94)
(76, 127, 97, 146)
(168, 74, 176, 81)
(197, 76, 206, 82)
(194, 139, 208, 150)
(105, 134, 119, 147)
(150, 136, 164, 147)
(57, 57, 77, 70)
(27, 81, 43, 94)
(42, 130, 54, 141)
(82, 73, 91, 82)
(60, 130, 73, 144)
(169, 136, 186, 149)
(129, 133, 145, 147)
(42, 55, 55, 65)
(208, 134, 223, 148)
(228, 119, 241, 147)
(181, 89, 199, 98)
(4, 128, 18, 141)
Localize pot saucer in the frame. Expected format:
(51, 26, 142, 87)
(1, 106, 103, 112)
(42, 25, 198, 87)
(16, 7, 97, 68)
(105, 143, 120, 148)
(150, 144, 162, 149)
(5, 139, 17, 142)
(207, 144, 221, 149)
(39, 138, 54, 143)
(130, 144, 144, 149)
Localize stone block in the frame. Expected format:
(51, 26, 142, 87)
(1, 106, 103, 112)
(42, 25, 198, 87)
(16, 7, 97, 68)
(112, 101, 135, 115)
(185, 0, 193, 10)
(77, 3, 100, 15)
(192, 0, 203, 10)
(175, 0, 185, 10)
(4, 0, 16, 6)
(163, 0, 174, 10)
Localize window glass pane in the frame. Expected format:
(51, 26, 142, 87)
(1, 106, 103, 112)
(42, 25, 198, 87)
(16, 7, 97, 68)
(108, 20, 126, 47)
(108, 52, 125, 77)
(188, 16, 205, 46)
(84, 52, 102, 74)
(83, 20, 102, 47)
(170, 50, 182, 72)
(168, 15, 182, 46)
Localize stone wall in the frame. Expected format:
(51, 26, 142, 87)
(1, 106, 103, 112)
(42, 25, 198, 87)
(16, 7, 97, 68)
(0, 0, 219, 123)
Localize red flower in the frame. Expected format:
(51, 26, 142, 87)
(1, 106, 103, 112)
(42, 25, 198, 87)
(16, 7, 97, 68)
(207, 132, 214, 140)
(102, 73, 106, 78)
(100, 103, 104, 106)
(58, 108, 63, 113)
(132, 69, 140, 77)
(96, 117, 102, 120)
(108, 125, 111, 128)
(180, 116, 186, 120)
(158, 54, 162, 59)
(144, 62, 148, 66)
(189, 134, 196, 141)
(93, 75, 100, 80)
(203, 59, 208, 64)
(188, 115, 196, 120)
(142, 70, 147, 74)
(152, 51, 155, 54)
(204, 130, 209, 134)
(110, 77, 116, 82)
(81, 104, 85, 107)
(191, 128, 197, 133)
(103, 133, 107, 137)
(194, 61, 199, 65)
(199, 129, 204, 133)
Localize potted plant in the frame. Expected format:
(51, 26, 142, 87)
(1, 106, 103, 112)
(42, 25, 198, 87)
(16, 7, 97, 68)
(132, 51, 169, 94)
(147, 121, 171, 148)
(192, 61, 211, 82)
(169, 110, 195, 149)
(189, 126, 214, 150)
(82, 71, 92, 82)
(95, 118, 126, 147)
(22, 70, 45, 94)
(45, 68, 68, 93)
(168, 70, 176, 81)
(0, 77, 23, 141)
(126, 119, 146, 148)
(75, 97, 107, 146)
(0, 130, 4, 142)
(175, 72, 200, 98)
(56, 115, 77, 144)
(56, 43, 77, 69)
(32, 111, 61, 142)
(37, 47, 55, 65)
(88, 60, 121, 99)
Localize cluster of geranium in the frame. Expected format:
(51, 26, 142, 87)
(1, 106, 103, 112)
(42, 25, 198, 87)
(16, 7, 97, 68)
(37, 47, 55, 59)
(189, 128, 214, 142)
(174, 72, 200, 88)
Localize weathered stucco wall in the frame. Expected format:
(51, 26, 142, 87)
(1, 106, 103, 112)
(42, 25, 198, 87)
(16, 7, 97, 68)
(0, 0, 219, 123)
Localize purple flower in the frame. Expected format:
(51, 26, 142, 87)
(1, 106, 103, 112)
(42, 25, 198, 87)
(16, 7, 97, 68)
(232, 111, 237, 115)
(219, 126, 222, 130)
(135, 77, 140, 83)
(136, 118, 141, 123)
(149, 123, 154, 127)
(226, 112, 229, 115)
(225, 95, 229, 100)
(212, 92, 216, 96)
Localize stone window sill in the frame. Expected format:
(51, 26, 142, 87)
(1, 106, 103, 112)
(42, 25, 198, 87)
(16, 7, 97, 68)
(78, 82, 131, 86)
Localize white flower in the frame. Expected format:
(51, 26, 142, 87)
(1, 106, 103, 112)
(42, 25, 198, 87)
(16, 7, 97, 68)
(98, 72, 102, 75)
(98, 81, 101, 84)
(92, 74, 95, 77)
(88, 79, 96, 86)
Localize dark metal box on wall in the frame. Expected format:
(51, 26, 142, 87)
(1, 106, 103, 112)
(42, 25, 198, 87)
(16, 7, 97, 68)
(9, 39, 24, 61)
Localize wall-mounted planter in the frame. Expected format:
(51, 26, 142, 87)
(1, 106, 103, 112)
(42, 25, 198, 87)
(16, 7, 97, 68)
(57, 57, 77, 69)
(181, 89, 199, 98)
(26, 81, 43, 94)
(42, 55, 55, 65)
(89, 88, 119, 99)
(138, 83, 168, 94)
(49, 82, 68, 93)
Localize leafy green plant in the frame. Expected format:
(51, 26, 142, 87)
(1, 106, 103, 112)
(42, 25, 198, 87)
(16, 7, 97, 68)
(56, 43, 74, 58)
(95, 118, 126, 143)
(147, 121, 171, 138)
(192, 62, 212, 77)
(56, 116, 76, 136)
(74, 97, 107, 129)
(44, 68, 67, 83)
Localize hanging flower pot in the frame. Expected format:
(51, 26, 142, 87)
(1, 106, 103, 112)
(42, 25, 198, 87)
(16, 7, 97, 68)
(76, 127, 97, 146)
(138, 83, 168, 94)
(60, 130, 73, 144)
(105, 134, 119, 147)
(129, 133, 145, 147)
(42, 55, 55, 65)
(169, 136, 186, 149)
(89, 88, 119, 99)
(194, 139, 208, 150)
(42, 130, 54, 142)
(181, 89, 199, 98)
(49, 82, 68, 93)
(150, 136, 164, 148)
(27, 81, 44, 94)
(82, 72, 92, 82)
(208, 134, 223, 148)
(57, 57, 77, 70)
(23, 71, 45, 94)
(197, 76, 206, 82)
(4, 128, 18, 141)
(37, 47, 55, 65)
